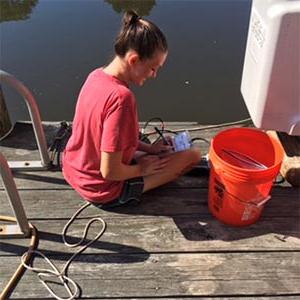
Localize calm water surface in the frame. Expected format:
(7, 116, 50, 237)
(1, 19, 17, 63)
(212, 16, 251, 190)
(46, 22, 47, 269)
(0, 0, 252, 124)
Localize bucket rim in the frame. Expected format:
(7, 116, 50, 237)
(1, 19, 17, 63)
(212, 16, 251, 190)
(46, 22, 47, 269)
(210, 127, 284, 175)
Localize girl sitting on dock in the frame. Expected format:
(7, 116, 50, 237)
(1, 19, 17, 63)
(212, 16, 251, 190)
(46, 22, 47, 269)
(62, 10, 201, 208)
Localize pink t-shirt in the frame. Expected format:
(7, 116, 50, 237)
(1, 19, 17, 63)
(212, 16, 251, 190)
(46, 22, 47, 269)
(63, 68, 139, 203)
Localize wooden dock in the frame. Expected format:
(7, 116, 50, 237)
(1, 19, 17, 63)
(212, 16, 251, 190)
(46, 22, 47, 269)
(1, 122, 300, 299)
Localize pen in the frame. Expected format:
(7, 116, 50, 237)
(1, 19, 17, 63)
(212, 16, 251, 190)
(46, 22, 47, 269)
(154, 126, 170, 145)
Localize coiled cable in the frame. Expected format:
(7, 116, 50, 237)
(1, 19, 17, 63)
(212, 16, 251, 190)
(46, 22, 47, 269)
(20, 202, 106, 300)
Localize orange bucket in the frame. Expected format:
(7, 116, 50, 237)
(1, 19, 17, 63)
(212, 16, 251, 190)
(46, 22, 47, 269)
(208, 128, 284, 226)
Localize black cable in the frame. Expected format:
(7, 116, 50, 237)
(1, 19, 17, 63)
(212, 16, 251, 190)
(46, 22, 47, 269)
(141, 117, 212, 147)
(191, 137, 210, 145)
(140, 117, 165, 145)
(142, 117, 164, 132)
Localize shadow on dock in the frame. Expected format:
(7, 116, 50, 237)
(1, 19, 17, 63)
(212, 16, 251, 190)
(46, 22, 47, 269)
(102, 185, 300, 242)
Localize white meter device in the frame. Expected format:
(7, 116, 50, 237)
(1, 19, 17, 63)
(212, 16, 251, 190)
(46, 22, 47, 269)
(241, 0, 300, 135)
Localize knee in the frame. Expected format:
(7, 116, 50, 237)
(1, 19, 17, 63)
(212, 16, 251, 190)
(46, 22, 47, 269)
(178, 147, 201, 166)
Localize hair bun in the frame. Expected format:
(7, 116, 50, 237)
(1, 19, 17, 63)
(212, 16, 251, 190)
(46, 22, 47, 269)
(124, 10, 140, 27)
(115, 9, 167, 60)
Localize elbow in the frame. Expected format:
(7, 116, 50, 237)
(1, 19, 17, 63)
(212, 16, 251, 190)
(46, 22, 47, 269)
(100, 166, 119, 181)
(100, 168, 112, 180)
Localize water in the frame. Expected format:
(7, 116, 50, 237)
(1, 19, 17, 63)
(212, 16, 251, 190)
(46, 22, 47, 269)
(0, 0, 252, 123)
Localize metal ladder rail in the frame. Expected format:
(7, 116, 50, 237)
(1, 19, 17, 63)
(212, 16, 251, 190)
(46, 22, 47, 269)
(0, 70, 50, 170)
(0, 152, 30, 237)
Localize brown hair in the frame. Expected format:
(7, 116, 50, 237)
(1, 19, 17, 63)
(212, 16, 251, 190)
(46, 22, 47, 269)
(114, 10, 168, 61)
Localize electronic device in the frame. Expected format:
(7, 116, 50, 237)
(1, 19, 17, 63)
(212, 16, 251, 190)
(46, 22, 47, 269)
(173, 131, 192, 152)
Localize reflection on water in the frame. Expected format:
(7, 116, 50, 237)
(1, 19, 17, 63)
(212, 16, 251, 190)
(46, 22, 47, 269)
(0, 0, 38, 22)
(0, 0, 252, 123)
(105, 0, 156, 16)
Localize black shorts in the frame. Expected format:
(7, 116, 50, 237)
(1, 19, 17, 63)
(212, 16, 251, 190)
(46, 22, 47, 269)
(99, 177, 144, 209)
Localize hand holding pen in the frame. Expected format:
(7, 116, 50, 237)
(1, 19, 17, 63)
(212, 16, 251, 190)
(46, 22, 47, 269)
(151, 127, 174, 155)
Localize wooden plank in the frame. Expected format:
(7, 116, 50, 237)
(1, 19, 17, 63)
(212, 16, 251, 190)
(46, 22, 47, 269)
(0, 122, 57, 161)
(1, 215, 299, 257)
(0, 170, 70, 190)
(1, 187, 299, 255)
(0, 171, 209, 190)
(1, 187, 299, 219)
(1, 121, 299, 300)
(62, 298, 300, 300)
(48, 298, 300, 300)
(0, 121, 248, 162)
(1, 252, 299, 298)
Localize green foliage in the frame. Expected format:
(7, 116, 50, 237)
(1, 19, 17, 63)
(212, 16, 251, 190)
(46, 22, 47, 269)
(0, 0, 38, 23)
(105, 0, 156, 17)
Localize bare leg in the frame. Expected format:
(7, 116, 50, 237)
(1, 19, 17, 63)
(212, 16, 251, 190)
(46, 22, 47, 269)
(139, 147, 201, 193)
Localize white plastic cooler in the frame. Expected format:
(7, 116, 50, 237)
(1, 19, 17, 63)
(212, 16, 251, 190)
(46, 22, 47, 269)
(241, 0, 300, 135)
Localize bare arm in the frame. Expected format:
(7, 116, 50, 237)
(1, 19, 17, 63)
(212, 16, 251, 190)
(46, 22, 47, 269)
(138, 140, 173, 154)
(100, 151, 141, 181)
(100, 150, 170, 181)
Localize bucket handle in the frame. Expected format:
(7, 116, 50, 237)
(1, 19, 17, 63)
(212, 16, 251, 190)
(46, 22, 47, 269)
(226, 189, 271, 208)
(253, 195, 271, 207)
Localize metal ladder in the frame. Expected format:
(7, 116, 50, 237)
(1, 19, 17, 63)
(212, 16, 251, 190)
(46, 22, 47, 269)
(0, 70, 50, 170)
